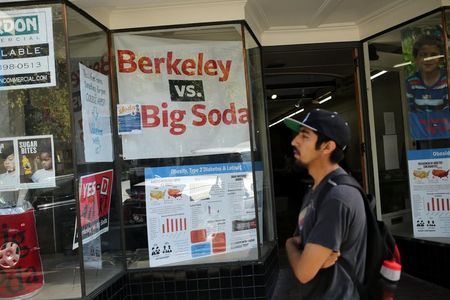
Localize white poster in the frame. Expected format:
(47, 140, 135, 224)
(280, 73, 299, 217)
(83, 237, 102, 269)
(0, 7, 56, 90)
(70, 55, 109, 164)
(114, 35, 250, 159)
(145, 162, 257, 267)
(407, 148, 450, 237)
(80, 63, 113, 162)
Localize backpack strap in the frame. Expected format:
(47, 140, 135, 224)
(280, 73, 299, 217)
(315, 174, 367, 297)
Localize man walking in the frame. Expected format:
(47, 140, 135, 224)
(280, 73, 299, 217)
(284, 108, 367, 299)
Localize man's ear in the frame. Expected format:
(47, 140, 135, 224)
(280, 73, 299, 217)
(321, 140, 337, 154)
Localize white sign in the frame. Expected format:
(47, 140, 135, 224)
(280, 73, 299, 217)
(114, 35, 250, 159)
(0, 7, 56, 90)
(407, 148, 450, 237)
(83, 238, 102, 269)
(80, 63, 113, 162)
(145, 162, 257, 267)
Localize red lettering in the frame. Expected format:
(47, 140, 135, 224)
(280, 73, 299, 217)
(141, 104, 187, 135)
(138, 57, 153, 73)
(116, 51, 231, 81)
(192, 104, 207, 126)
(182, 59, 196, 75)
(170, 110, 187, 135)
(197, 53, 203, 75)
(217, 60, 232, 81)
(167, 51, 181, 75)
(223, 103, 237, 124)
(117, 50, 136, 73)
(141, 105, 160, 128)
(154, 57, 165, 74)
(238, 108, 249, 123)
(204, 60, 217, 76)
(208, 109, 222, 125)
(192, 103, 248, 127)
(161, 102, 169, 127)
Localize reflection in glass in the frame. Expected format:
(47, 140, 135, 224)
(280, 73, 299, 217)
(366, 12, 450, 244)
(402, 29, 450, 140)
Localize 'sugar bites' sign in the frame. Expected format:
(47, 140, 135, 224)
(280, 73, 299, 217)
(114, 35, 250, 159)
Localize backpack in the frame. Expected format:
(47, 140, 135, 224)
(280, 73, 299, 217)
(316, 174, 402, 300)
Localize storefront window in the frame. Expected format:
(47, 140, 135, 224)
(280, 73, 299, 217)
(112, 23, 274, 269)
(67, 6, 124, 296)
(366, 11, 450, 243)
(0, 4, 81, 299)
(0, 3, 123, 299)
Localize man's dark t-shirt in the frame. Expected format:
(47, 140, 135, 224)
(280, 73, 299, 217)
(297, 168, 367, 299)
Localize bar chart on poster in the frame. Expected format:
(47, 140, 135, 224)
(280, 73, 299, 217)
(425, 197, 450, 212)
(144, 162, 258, 267)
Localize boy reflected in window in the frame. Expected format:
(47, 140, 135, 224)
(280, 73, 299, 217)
(406, 34, 450, 139)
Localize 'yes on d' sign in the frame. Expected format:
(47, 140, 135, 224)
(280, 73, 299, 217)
(0, 15, 39, 36)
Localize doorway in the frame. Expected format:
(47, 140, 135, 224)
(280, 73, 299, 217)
(263, 43, 365, 247)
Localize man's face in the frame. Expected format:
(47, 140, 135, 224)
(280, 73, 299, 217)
(3, 154, 15, 172)
(415, 45, 442, 74)
(291, 127, 321, 168)
(40, 152, 52, 170)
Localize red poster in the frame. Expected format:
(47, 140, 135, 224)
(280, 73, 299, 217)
(78, 169, 113, 245)
(0, 210, 44, 299)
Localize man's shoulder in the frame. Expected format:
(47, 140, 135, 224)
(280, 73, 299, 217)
(323, 176, 364, 209)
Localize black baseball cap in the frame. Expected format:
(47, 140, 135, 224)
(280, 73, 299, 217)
(284, 108, 351, 150)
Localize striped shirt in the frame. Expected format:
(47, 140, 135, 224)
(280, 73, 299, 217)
(406, 69, 448, 112)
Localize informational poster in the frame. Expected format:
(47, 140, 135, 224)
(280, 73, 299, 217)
(407, 148, 450, 237)
(70, 55, 109, 164)
(0, 7, 56, 90)
(114, 35, 250, 159)
(145, 162, 257, 267)
(0, 138, 19, 191)
(17, 135, 55, 189)
(79, 63, 113, 162)
(73, 169, 113, 249)
(117, 104, 142, 135)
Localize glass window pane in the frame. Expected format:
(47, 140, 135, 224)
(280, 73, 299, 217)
(67, 6, 124, 296)
(0, 4, 81, 299)
(366, 11, 450, 244)
(243, 26, 277, 255)
(113, 24, 266, 269)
